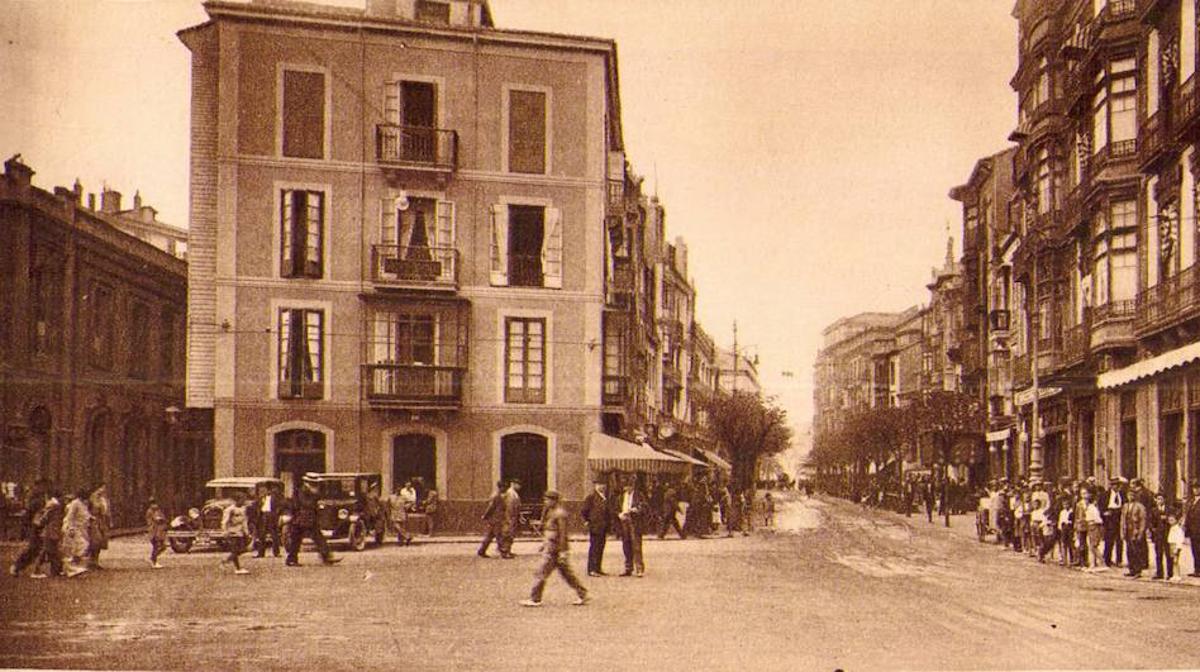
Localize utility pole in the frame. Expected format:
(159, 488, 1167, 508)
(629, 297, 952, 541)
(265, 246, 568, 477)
(732, 320, 739, 394)
(1029, 232, 1043, 482)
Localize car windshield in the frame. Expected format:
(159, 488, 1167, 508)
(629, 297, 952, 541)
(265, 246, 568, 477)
(209, 486, 253, 500)
(319, 479, 357, 499)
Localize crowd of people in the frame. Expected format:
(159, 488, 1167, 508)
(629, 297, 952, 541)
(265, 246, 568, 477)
(8, 478, 113, 579)
(974, 476, 1200, 581)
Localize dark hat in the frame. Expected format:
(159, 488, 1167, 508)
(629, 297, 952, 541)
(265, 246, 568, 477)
(543, 489, 561, 501)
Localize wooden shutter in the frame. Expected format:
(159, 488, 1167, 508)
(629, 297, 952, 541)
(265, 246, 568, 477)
(437, 200, 456, 282)
(380, 197, 398, 280)
(604, 219, 615, 304)
(384, 81, 400, 125)
(542, 207, 563, 289)
(302, 310, 324, 399)
(490, 204, 509, 286)
(305, 191, 323, 278)
(278, 308, 293, 398)
(281, 190, 296, 277)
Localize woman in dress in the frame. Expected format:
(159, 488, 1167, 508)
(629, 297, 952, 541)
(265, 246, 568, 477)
(61, 488, 93, 574)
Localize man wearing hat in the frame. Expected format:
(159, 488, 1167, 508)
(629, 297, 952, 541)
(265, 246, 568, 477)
(498, 479, 521, 559)
(285, 475, 340, 567)
(579, 480, 611, 576)
(1123, 479, 1149, 578)
(1101, 477, 1126, 567)
(616, 479, 646, 577)
(520, 489, 587, 607)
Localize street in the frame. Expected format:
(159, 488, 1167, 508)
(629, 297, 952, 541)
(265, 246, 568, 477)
(3, 493, 1199, 671)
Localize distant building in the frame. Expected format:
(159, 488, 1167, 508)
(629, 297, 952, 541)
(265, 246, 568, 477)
(718, 348, 760, 396)
(93, 187, 188, 260)
(0, 156, 209, 527)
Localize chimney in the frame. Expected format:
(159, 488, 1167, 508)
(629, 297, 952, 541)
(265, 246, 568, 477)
(88, 193, 96, 210)
(4, 154, 34, 187)
(133, 190, 142, 210)
(100, 187, 121, 213)
(73, 179, 83, 203)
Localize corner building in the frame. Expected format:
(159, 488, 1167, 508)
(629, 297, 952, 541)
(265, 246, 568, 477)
(179, 0, 624, 529)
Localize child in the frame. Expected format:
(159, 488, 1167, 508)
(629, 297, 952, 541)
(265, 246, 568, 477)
(220, 492, 251, 575)
(1083, 489, 1104, 572)
(1167, 509, 1186, 582)
(145, 498, 168, 569)
(763, 493, 776, 528)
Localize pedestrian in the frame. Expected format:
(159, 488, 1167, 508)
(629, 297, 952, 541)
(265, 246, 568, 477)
(1101, 477, 1126, 567)
(1167, 508, 1186, 582)
(62, 488, 92, 576)
(285, 477, 341, 567)
(1123, 482, 1149, 578)
(657, 483, 685, 539)
(720, 485, 736, 538)
(739, 490, 753, 536)
(1073, 486, 1089, 567)
(477, 480, 505, 557)
(220, 491, 251, 575)
(1150, 493, 1171, 580)
(520, 490, 588, 607)
(616, 479, 645, 577)
(1183, 483, 1200, 577)
(1056, 492, 1075, 567)
(579, 480, 611, 577)
(499, 479, 522, 559)
(8, 478, 49, 578)
(923, 477, 936, 524)
(763, 492, 776, 528)
(34, 490, 70, 578)
(399, 480, 418, 512)
(86, 484, 112, 570)
(1082, 488, 1104, 572)
(387, 485, 414, 546)
(420, 489, 439, 536)
(252, 483, 282, 558)
(145, 497, 168, 569)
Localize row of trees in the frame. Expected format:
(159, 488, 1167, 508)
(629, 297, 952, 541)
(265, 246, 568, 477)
(703, 389, 793, 493)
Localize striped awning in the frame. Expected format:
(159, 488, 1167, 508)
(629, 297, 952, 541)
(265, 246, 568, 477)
(698, 447, 732, 472)
(587, 433, 689, 474)
(1098, 341, 1200, 390)
(659, 448, 708, 467)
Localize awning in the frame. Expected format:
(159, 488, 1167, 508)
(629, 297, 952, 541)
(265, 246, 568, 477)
(1098, 341, 1200, 390)
(1013, 386, 1061, 407)
(697, 447, 732, 472)
(986, 428, 1011, 443)
(659, 448, 708, 467)
(587, 433, 689, 474)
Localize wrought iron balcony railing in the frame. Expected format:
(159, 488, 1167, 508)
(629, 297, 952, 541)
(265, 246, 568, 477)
(1136, 264, 1200, 335)
(376, 125, 458, 171)
(371, 245, 458, 289)
(602, 375, 628, 407)
(363, 363, 464, 408)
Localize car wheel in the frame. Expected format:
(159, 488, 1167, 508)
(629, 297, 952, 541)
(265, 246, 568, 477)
(169, 537, 193, 554)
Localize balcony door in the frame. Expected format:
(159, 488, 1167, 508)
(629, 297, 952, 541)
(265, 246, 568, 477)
(500, 433, 548, 503)
(508, 205, 545, 287)
(401, 81, 436, 161)
(275, 429, 326, 498)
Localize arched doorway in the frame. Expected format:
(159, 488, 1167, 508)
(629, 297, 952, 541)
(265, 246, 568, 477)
(274, 429, 326, 498)
(500, 432, 548, 502)
(392, 433, 436, 500)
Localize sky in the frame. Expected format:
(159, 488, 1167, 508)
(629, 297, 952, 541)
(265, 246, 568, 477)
(0, 0, 1018, 464)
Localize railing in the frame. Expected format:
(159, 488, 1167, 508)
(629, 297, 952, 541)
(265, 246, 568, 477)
(1141, 111, 1164, 163)
(1135, 265, 1200, 334)
(1093, 298, 1135, 323)
(371, 245, 458, 288)
(607, 179, 624, 210)
(1062, 319, 1090, 366)
(602, 375, 627, 407)
(1175, 75, 1199, 136)
(1104, 0, 1137, 21)
(363, 363, 464, 407)
(376, 125, 458, 171)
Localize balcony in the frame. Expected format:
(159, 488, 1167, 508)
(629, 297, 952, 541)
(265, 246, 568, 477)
(363, 364, 464, 409)
(1103, 0, 1138, 21)
(1092, 138, 1138, 176)
(1091, 299, 1136, 351)
(607, 262, 635, 308)
(1036, 338, 1062, 375)
(989, 309, 1011, 333)
(375, 125, 458, 172)
(607, 179, 624, 213)
(1013, 353, 1032, 389)
(1136, 264, 1200, 336)
(1174, 75, 1200, 140)
(1062, 319, 1090, 367)
(1140, 111, 1167, 169)
(602, 375, 628, 407)
(371, 245, 458, 290)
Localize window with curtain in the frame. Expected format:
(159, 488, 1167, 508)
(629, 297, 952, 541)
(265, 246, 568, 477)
(281, 189, 324, 278)
(278, 308, 324, 399)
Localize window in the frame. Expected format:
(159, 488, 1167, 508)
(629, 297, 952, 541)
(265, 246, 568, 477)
(383, 80, 439, 163)
(505, 317, 546, 403)
(281, 69, 326, 159)
(28, 244, 61, 358)
(1159, 201, 1180, 279)
(278, 308, 324, 399)
(508, 89, 547, 174)
(1094, 57, 1137, 151)
(415, 0, 451, 24)
(1036, 148, 1052, 214)
(130, 302, 150, 379)
(90, 284, 115, 366)
(281, 189, 324, 279)
(489, 203, 562, 288)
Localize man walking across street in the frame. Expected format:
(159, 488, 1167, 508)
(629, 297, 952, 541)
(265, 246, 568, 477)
(1184, 483, 1200, 576)
(499, 479, 521, 559)
(580, 480, 611, 576)
(253, 483, 282, 558)
(8, 478, 48, 578)
(477, 480, 505, 557)
(657, 483, 685, 539)
(286, 477, 341, 567)
(617, 479, 645, 577)
(520, 490, 587, 607)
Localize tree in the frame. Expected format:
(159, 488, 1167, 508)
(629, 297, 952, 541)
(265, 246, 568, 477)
(704, 390, 792, 492)
(908, 390, 984, 526)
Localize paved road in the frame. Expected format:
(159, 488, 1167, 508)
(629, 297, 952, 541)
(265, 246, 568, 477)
(2, 494, 1199, 670)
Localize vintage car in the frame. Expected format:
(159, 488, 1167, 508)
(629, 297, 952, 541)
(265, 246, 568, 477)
(307, 472, 386, 551)
(167, 476, 284, 553)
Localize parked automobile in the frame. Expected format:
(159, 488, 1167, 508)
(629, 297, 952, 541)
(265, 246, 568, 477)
(167, 476, 285, 553)
(307, 472, 386, 551)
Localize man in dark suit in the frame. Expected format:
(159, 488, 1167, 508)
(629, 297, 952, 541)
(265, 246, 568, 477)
(1101, 478, 1126, 567)
(580, 480, 611, 576)
(477, 480, 505, 558)
(252, 483, 282, 558)
(616, 479, 645, 577)
(498, 479, 521, 559)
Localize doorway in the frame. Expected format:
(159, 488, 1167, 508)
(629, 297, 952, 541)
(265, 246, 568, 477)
(275, 429, 326, 498)
(392, 433, 436, 500)
(401, 81, 436, 161)
(500, 432, 548, 502)
(1161, 413, 1181, 501)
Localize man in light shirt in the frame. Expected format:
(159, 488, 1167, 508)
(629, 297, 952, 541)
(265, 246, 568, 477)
(617, 479, 645, 577)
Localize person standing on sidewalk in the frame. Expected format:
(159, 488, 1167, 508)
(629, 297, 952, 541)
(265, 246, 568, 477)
(1102, 478, 1126, 567)
(9, 478, 48, 577)
(1082, 488, 1104, 572)
(477, 480, 505, 557)
(220, 491, 251, 575)
(1123, 483, 1149, 578)
(579, 480, 611, 577)
(1150, 493, 1171, 580)
(520, 490, 587, 607)
(498, 479, 521, 559)
(617, 480, 645, 577)
(1183, 483, 1200, 577)
(387, 484, 414, 547)
(145, 498, 168, 569)
(252, 483, 282, 558)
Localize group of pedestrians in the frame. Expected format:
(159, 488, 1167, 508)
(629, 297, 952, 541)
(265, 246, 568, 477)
(979, 476, 1200, 581)
(653, 479, 762, 540)
(9, 478, 113, 579)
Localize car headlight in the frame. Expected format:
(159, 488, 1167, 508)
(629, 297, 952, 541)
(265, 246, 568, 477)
(188, 508, 201, 520)
(338, 508, 349, 520)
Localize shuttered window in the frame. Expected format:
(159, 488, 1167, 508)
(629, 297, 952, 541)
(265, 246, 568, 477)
(278, 308, 325, 399)
(508, 89, 546, 174)
(282, 69, 326, 159)
(281, 189, 324, 279)
(505, 317, 546, 404)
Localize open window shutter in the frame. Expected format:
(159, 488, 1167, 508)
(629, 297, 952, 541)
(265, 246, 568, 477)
(305, 192, 323, 278)
(381, 197, 398, 247)
(437, 201, 456, 282)
(542, 207, 563, 289)
(604, 220, 615, 304)
(302, 310, 323, 399)
(278, 308, 292, 398)
(384, 81, 400, 125)
(281, 191, 296, 277)
(490, 204, 509, 286)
